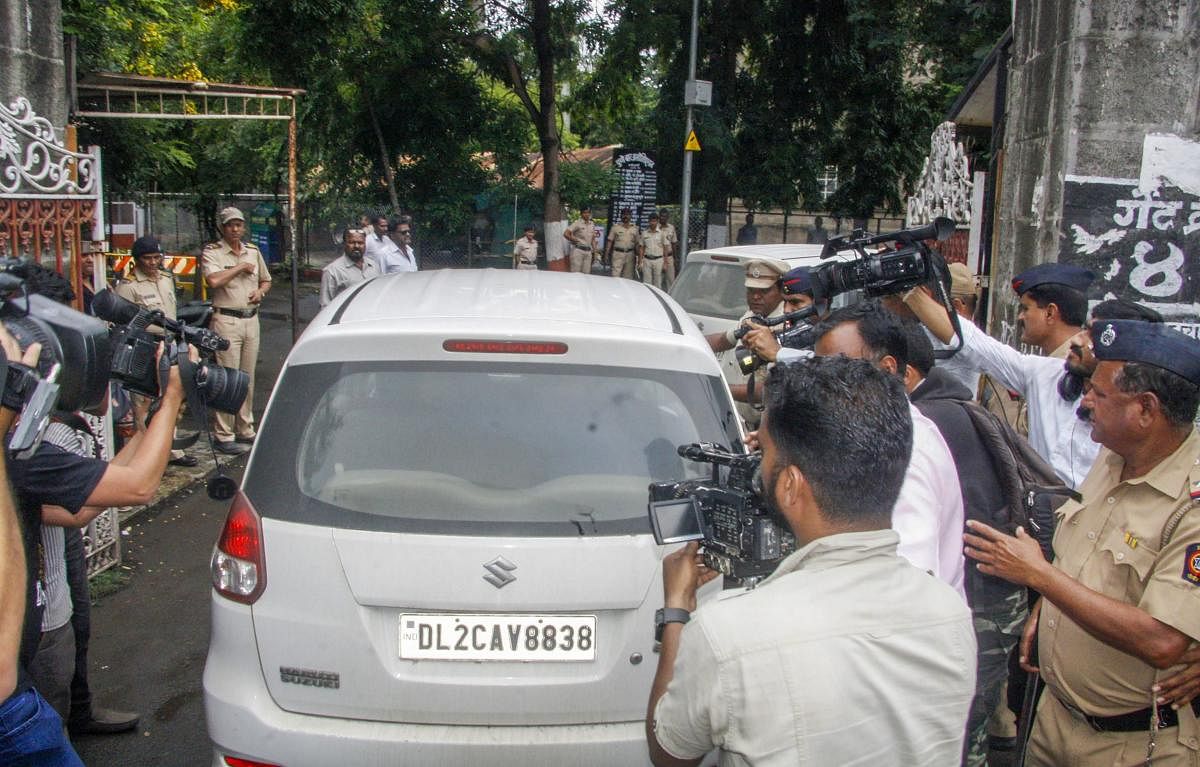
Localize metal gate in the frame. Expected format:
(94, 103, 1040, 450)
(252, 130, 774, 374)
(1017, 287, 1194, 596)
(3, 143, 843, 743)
(0, 95, 119, 577)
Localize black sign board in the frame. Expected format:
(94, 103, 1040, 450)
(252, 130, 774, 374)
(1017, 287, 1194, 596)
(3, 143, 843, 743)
(1060, 175, 1200, 337)
(608, 150, 657, 231)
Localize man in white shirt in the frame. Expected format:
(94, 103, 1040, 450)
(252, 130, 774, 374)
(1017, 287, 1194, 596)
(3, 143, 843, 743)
(647, 356, 975, 767)
(812, 301, 966, 596)
(904, 263, 1098, 488)
(385, 216, 418, 273)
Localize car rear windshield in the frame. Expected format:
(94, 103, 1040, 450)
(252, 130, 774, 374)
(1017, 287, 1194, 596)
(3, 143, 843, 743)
(245, 361, 741, 537)
(669, 262, 748, 320)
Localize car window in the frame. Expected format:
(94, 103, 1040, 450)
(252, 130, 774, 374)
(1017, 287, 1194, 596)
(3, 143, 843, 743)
(246, 361, 741, 537)
(669, 262, 747, 320)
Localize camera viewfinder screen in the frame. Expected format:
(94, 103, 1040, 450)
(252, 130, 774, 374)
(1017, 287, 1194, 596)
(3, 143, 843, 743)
(649, 498, 704, 545)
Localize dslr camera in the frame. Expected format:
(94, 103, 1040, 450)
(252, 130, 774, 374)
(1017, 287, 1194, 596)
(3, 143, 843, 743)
(93, 289, 248, 415)
(732, 304, 819, 376)
(810, 216, 956, 304)
(647, 443, 795, 586)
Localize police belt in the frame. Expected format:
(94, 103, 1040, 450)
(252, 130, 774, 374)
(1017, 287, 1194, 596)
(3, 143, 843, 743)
(643, 254, 663, 260)
(612, 246, 634, 253)
(216, 306, 259, 319)
(518, 259, 536, 265)
(573, 244, 592, 251)
(1054, 691, 1199, 732)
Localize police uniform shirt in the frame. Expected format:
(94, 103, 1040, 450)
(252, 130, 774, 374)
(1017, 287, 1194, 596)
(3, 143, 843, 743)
(566, 219, 595, 252)
(114, 267, 177, 321)
(1039, 430, 1200, 718)
(641, 227, 668, 258)
(512, 237, 539, 264)
(661, 222, 678, 249)
(201, 240, 271, 309)
(609, 223, 639, 253)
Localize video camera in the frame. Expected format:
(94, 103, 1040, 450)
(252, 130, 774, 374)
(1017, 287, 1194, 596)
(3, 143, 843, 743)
(92, 289, 249, 415)
(0, 267, 113, 457)
(647, 443, 795, 586)
(811, 217, 956, 304)
(731, 304, 819, 376)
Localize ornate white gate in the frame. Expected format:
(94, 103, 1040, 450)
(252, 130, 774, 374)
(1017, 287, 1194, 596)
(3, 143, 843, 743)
(0, 96, 118, 577)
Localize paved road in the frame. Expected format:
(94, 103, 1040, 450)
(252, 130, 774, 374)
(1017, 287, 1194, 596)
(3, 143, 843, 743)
(74, 281, 313, 766)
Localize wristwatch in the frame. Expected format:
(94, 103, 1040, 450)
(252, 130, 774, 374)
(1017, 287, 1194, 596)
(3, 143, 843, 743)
(654, 607, 691, 642)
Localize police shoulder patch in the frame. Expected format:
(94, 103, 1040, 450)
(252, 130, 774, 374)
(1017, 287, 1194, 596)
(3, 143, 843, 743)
(1184, 543, 1200, 585)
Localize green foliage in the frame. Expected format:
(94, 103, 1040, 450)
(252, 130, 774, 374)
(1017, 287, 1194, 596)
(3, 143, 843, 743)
(558, 161, 619, 210)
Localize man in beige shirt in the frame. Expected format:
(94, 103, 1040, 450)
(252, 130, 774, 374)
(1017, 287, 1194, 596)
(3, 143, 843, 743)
(639, 212, 669, 289)
(201, 207, 271, 455)
(605, 208, 639, 279)
(965, 319, 1200, 766)
(511, 225, 539, 271)
(564, 206, 598, 273)
(659, 210, 679, 287)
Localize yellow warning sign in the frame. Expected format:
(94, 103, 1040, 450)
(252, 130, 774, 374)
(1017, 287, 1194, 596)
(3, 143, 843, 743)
(684, 131, 701, 152)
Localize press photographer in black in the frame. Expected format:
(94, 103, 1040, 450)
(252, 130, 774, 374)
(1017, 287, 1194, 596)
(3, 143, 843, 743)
(0, 266, 189, 761)
(646, 357, 975, 766)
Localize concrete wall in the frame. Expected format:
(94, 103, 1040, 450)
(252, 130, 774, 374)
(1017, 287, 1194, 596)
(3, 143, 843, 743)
(0, 0, 67, 132)
(990, 0, 1200, 340)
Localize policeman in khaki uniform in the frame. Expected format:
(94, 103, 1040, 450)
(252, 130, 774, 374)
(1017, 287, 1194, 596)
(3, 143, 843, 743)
(604, 208, 639, 279)
(115, 236, 196, 467)
(659, 210, 679, 287)
(564, 205, 598, 273)
(638, 212, 669, 289)
(964, 319, 1200, 766)
(511, 224, 539, 271)
(202, 207, 271, 455)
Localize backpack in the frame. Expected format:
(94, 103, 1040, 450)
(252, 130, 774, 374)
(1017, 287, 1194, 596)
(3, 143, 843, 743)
(957, 400, 1081, 560)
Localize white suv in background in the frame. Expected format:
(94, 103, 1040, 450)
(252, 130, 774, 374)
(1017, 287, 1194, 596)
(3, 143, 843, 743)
(203, 270, 740, 766)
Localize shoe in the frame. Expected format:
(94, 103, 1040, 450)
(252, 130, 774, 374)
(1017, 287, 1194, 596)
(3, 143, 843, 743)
(235, 434, 256, 445)
(214, 440, 250, 455)
(168, 454, 199, 467)
(69, 706, 139, 735)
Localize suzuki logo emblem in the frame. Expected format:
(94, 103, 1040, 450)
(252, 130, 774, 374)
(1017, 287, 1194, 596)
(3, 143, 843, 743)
(482, 556, 518, 588)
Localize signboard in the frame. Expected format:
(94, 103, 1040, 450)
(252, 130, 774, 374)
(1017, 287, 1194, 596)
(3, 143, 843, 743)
(684, 131, 701, 152)
(1060, 175, 1200, 336)
(607, 149, 658, 230)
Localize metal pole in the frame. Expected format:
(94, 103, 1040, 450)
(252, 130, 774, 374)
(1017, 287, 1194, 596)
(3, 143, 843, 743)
(679, 0, 699, 264)
(288, 113, 299, 342)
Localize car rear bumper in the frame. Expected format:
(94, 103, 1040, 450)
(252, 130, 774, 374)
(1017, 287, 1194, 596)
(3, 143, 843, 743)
(204, 595, 652, 767)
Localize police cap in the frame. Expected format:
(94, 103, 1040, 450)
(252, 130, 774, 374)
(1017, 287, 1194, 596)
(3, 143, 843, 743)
(781, 266, 812, 296)
(1011, 263, 1094, 295)
(743, 260, 785, 290)
(131, 236, 162, 259)
(1092, 320, 1200, 385)
(219, 206, 245, 225)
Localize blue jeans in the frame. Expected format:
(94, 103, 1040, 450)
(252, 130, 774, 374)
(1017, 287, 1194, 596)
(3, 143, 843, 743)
(0, 688, 83, 766)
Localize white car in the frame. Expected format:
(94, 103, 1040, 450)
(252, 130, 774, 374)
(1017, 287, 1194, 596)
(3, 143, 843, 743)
(203, 270, 739, 767)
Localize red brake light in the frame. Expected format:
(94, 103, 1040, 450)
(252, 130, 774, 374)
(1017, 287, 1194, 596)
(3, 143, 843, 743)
(442, 339, 568, 354)
(211, 491, 266, 605)
(224, 756, 281, 767)
(709, 255, 739, 262)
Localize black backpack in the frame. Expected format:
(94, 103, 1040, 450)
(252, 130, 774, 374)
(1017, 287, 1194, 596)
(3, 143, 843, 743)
(957, 400, 1081, 559)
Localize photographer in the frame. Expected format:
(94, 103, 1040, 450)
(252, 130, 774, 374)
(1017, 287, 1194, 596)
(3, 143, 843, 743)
(646, 357, 975, 766)
(740, 266, 822, 365)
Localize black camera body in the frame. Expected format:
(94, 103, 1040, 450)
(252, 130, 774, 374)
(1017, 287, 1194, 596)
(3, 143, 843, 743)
(648, 443, 796, 585)
(732, 305, 819, 375)
(810, 216, 956, 304)
(94, 289, 248, 415)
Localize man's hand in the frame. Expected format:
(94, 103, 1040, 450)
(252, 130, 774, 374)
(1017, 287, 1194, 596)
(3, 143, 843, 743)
(0, 324, 42, 433)
(742, 325, 781, 363)
(241, 261, 256, 274)
(1019, 598, 1041, 673)
(963, 520, 1052, 588)
(662, 541, 718, 612)
(1155, 645, 1200, 709)
(248, 288, 263, 304)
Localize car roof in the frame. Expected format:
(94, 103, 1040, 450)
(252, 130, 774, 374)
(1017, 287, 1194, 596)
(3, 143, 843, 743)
(290, 269, 717, 369)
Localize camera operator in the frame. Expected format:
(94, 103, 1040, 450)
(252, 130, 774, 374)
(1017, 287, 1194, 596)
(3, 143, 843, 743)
(903, 263, 1099, 488)
(739, 266, 823, 365)
(811, 301, 966, 595)
(5, 326, 187, 756)
(646, 357, 975, 766)
(704, 260, 787, 424)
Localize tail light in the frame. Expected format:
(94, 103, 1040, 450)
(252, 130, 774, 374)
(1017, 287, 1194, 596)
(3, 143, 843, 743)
(223, 756, 281, 767)
(211, 491, 266, 604)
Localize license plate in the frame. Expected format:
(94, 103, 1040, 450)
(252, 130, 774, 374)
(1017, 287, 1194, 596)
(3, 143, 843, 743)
(399, 614, 597, 662)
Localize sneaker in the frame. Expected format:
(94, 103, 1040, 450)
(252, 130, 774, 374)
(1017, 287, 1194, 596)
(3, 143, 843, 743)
(214, 440, 249, 456)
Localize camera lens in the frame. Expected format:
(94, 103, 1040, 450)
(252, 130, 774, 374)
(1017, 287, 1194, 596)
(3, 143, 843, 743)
(195, 363, 250, 415)
(0, 315, 60, 378)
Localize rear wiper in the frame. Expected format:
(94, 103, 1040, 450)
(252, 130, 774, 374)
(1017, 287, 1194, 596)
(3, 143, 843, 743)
(570, 510, 598, 536)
